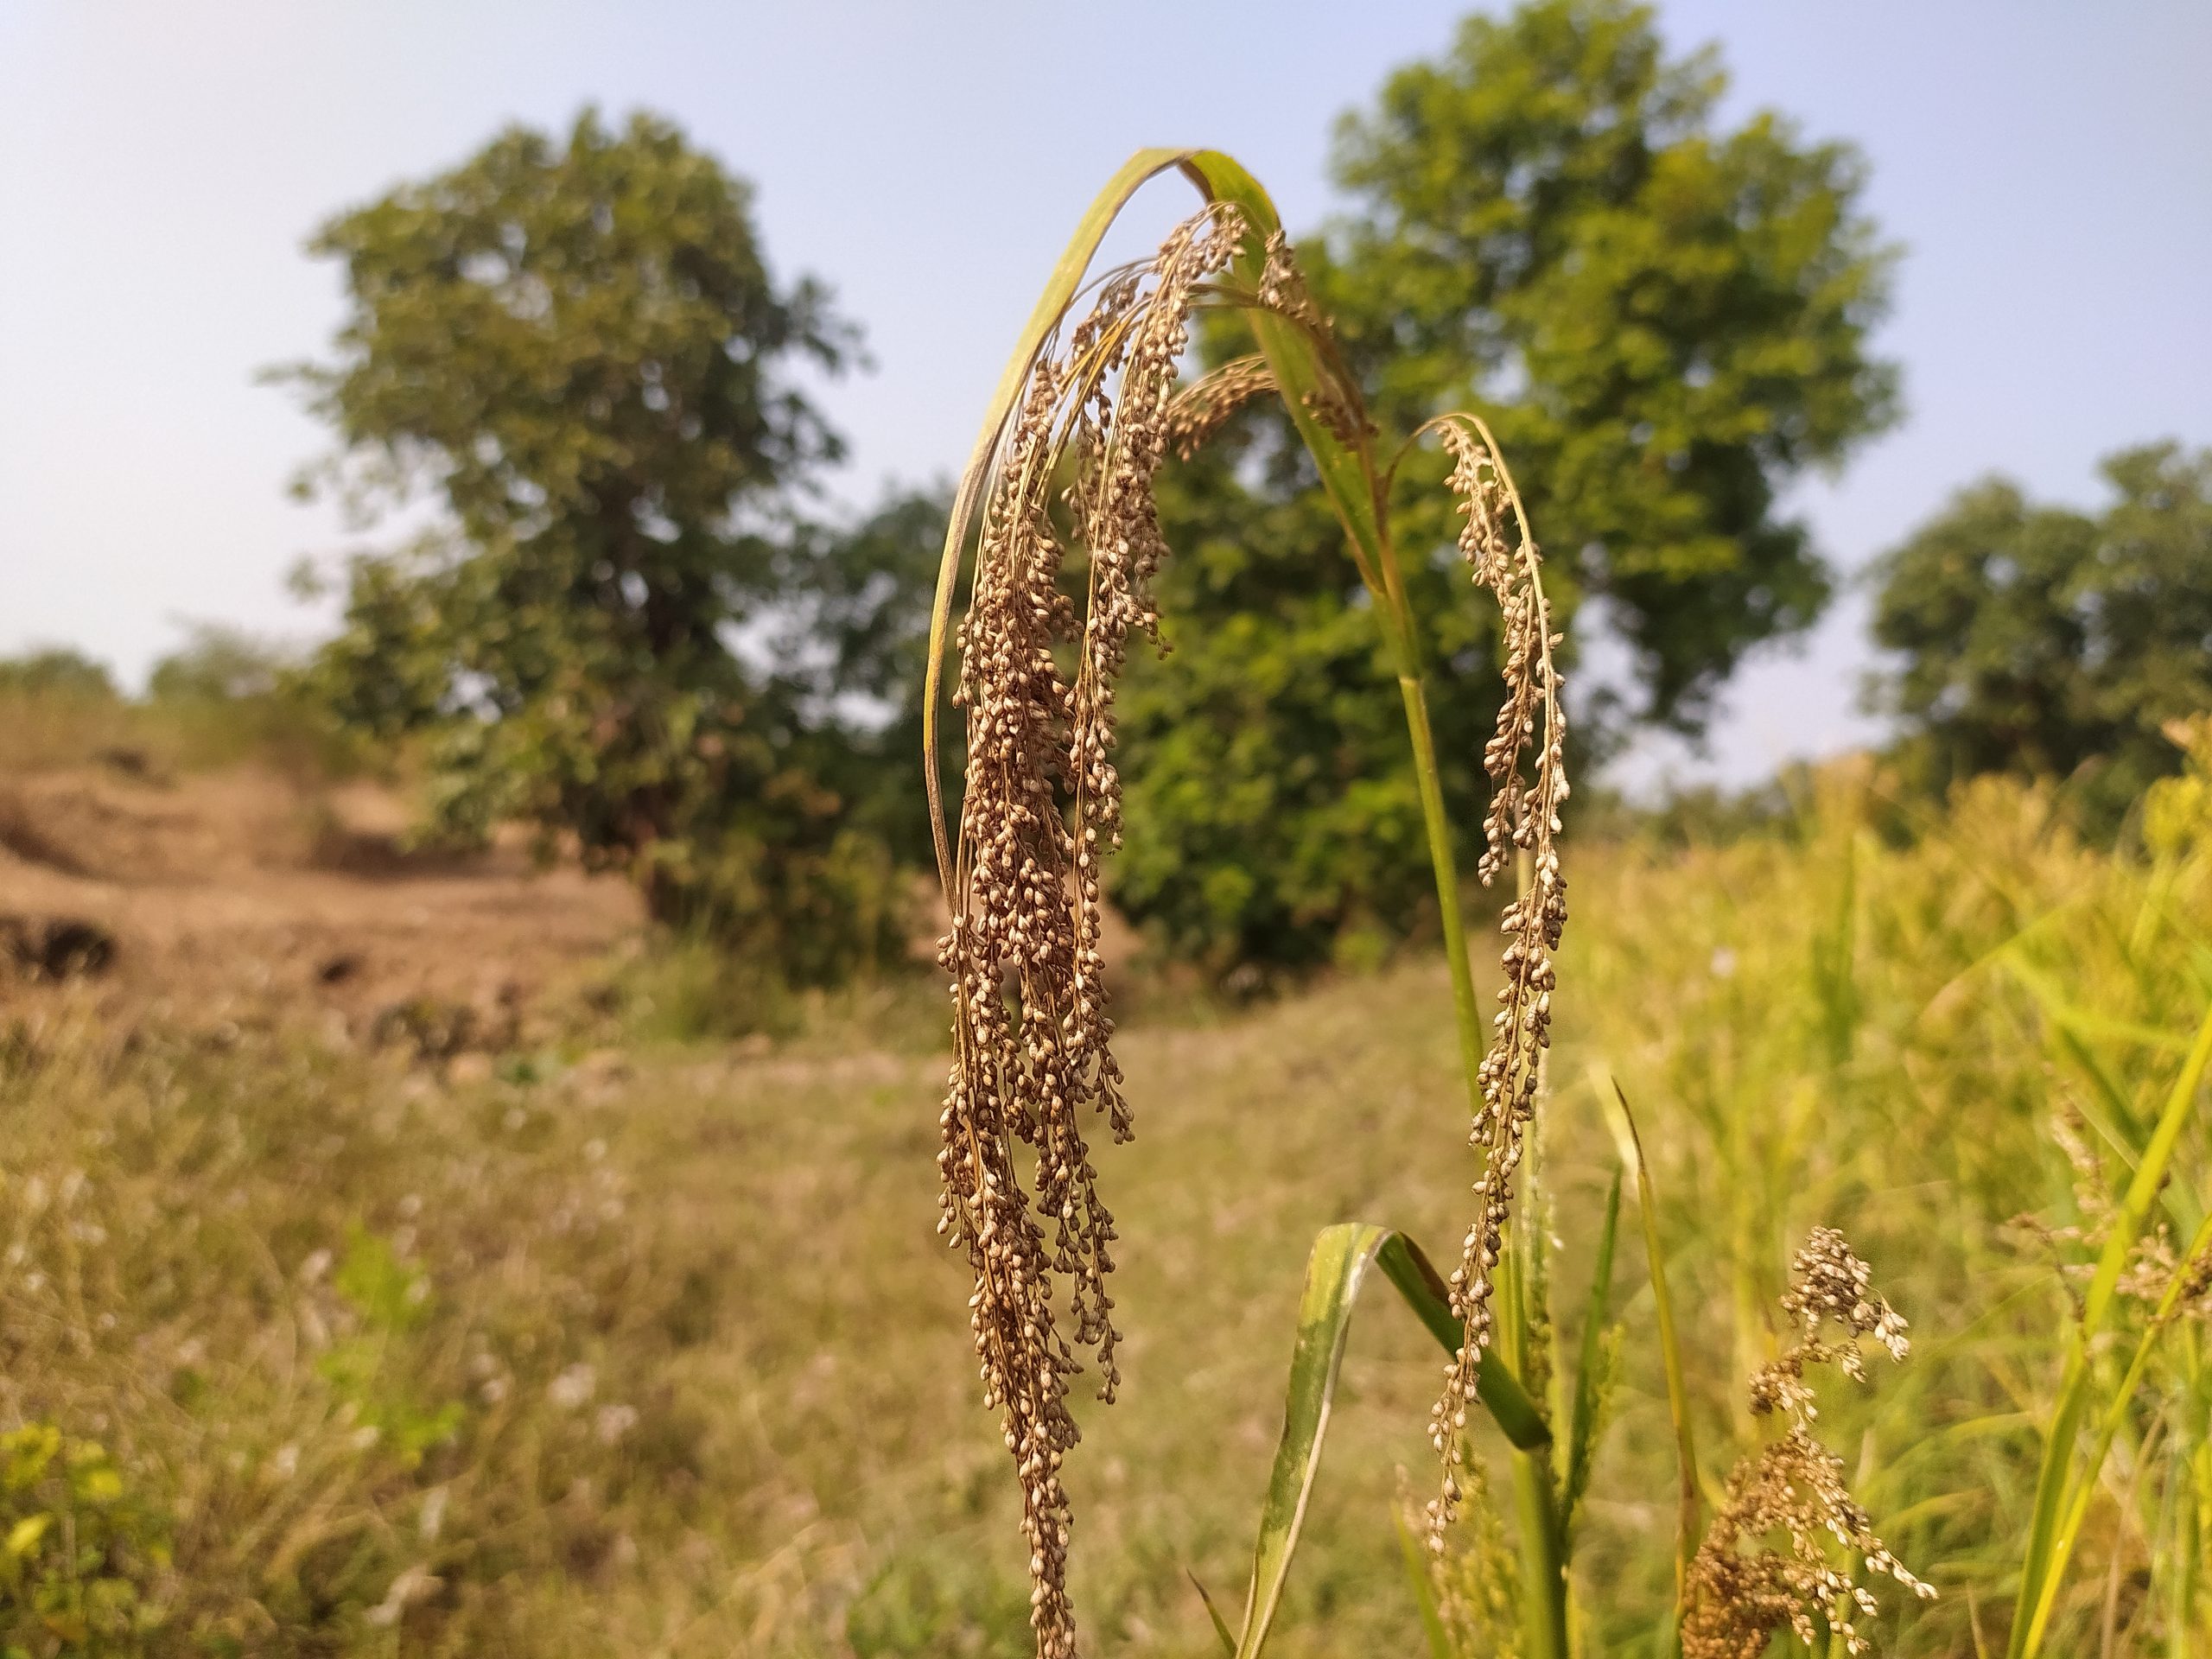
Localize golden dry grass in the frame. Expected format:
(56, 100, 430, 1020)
(0, 750, 2207, 1654)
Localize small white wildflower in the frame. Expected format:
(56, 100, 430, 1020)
(594, 1404, 639, 1445)
(548, 1363, 595, 1410)
(365, 1563, 439, 1628)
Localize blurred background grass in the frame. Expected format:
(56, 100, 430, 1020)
(3, 716, 2206, 1655)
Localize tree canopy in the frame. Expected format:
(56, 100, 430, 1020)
(1115, 0, 1901, 974)
(1870, 441, 2212, 825)
(282, 109, 899, 981)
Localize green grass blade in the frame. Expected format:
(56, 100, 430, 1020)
(1967, 1587, 1995, 1659)
(2005, 954, 2151, 1148)
(2012, 998, 2212, 1658)
(1562, 1168, 1624, 1538)
(1814, 824, 1860, 1069)
(1597, 1071, 1702, 1620)
(2024, 1201, 2212, 1653)
(1235, 1222, 1391, 1659)
(1188, 1569, 1237, 1656)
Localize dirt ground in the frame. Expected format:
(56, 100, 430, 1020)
(0, 760, 644, 1041)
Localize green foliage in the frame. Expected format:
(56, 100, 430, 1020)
(0, 651, 116, 703)
(1118, 0, 1897, 973)
(783, 487, 962, 868)
(1223, 1225, 1552, 1658)
(315, 1230, 467, 1471)
(1870, 440, 2212, 828)
(1326, 0, 1897, 721)
(142, 624, 366, 779)
(279, 108, 902, 982)
(2144, 716, 2212, 859)
(0, 1425, 168, 1656)
(614, 931, 795, 1044)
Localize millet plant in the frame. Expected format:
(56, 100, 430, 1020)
(920, 150, 1931, 1659)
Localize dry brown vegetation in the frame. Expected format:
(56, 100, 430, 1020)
(3, 698, 2205, 1656)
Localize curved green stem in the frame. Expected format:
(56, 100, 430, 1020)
(2024, 1205, 2212, 1654)
(1181, 153, 1567, 1659)
(1396, 671, 1489, 1116)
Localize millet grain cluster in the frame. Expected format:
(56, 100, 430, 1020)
(935, 205, 1249, 1659)
(1426, 416, 1571, 1538)
(1683, 1229, 1935, 1658)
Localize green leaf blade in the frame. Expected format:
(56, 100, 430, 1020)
(1234, 1222, 1389, 1659)
(1562, 1168, 1624, 1538)
(1232, 1224, 1549, 1659)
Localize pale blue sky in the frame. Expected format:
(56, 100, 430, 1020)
(2, 1, 2207, 788)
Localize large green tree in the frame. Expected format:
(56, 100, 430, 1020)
(283, 109, 898, 981)
(1115, 0, 1900, 974)
(1870, 442, 2212, 824)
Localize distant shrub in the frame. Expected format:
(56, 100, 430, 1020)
(144, 625, 286, 705)
(0, 650, 117, 703)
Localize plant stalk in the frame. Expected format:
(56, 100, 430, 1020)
(1189, 151, 1572, 1657)
(1386, 609, 1567, 1659)
(2012, 999, 2212, 1657)
(1395, 671, 1488, 1118)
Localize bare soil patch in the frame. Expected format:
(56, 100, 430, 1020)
(0, 765, 643, 1038)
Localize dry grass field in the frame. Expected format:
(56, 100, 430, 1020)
(3, 697, 2209, 1656)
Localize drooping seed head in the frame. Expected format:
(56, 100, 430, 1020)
(937, 203, 1250, 1659)
(1425, 415, 1570, 1538)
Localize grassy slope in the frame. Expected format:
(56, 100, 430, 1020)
(2, 757, 2208, 1656)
